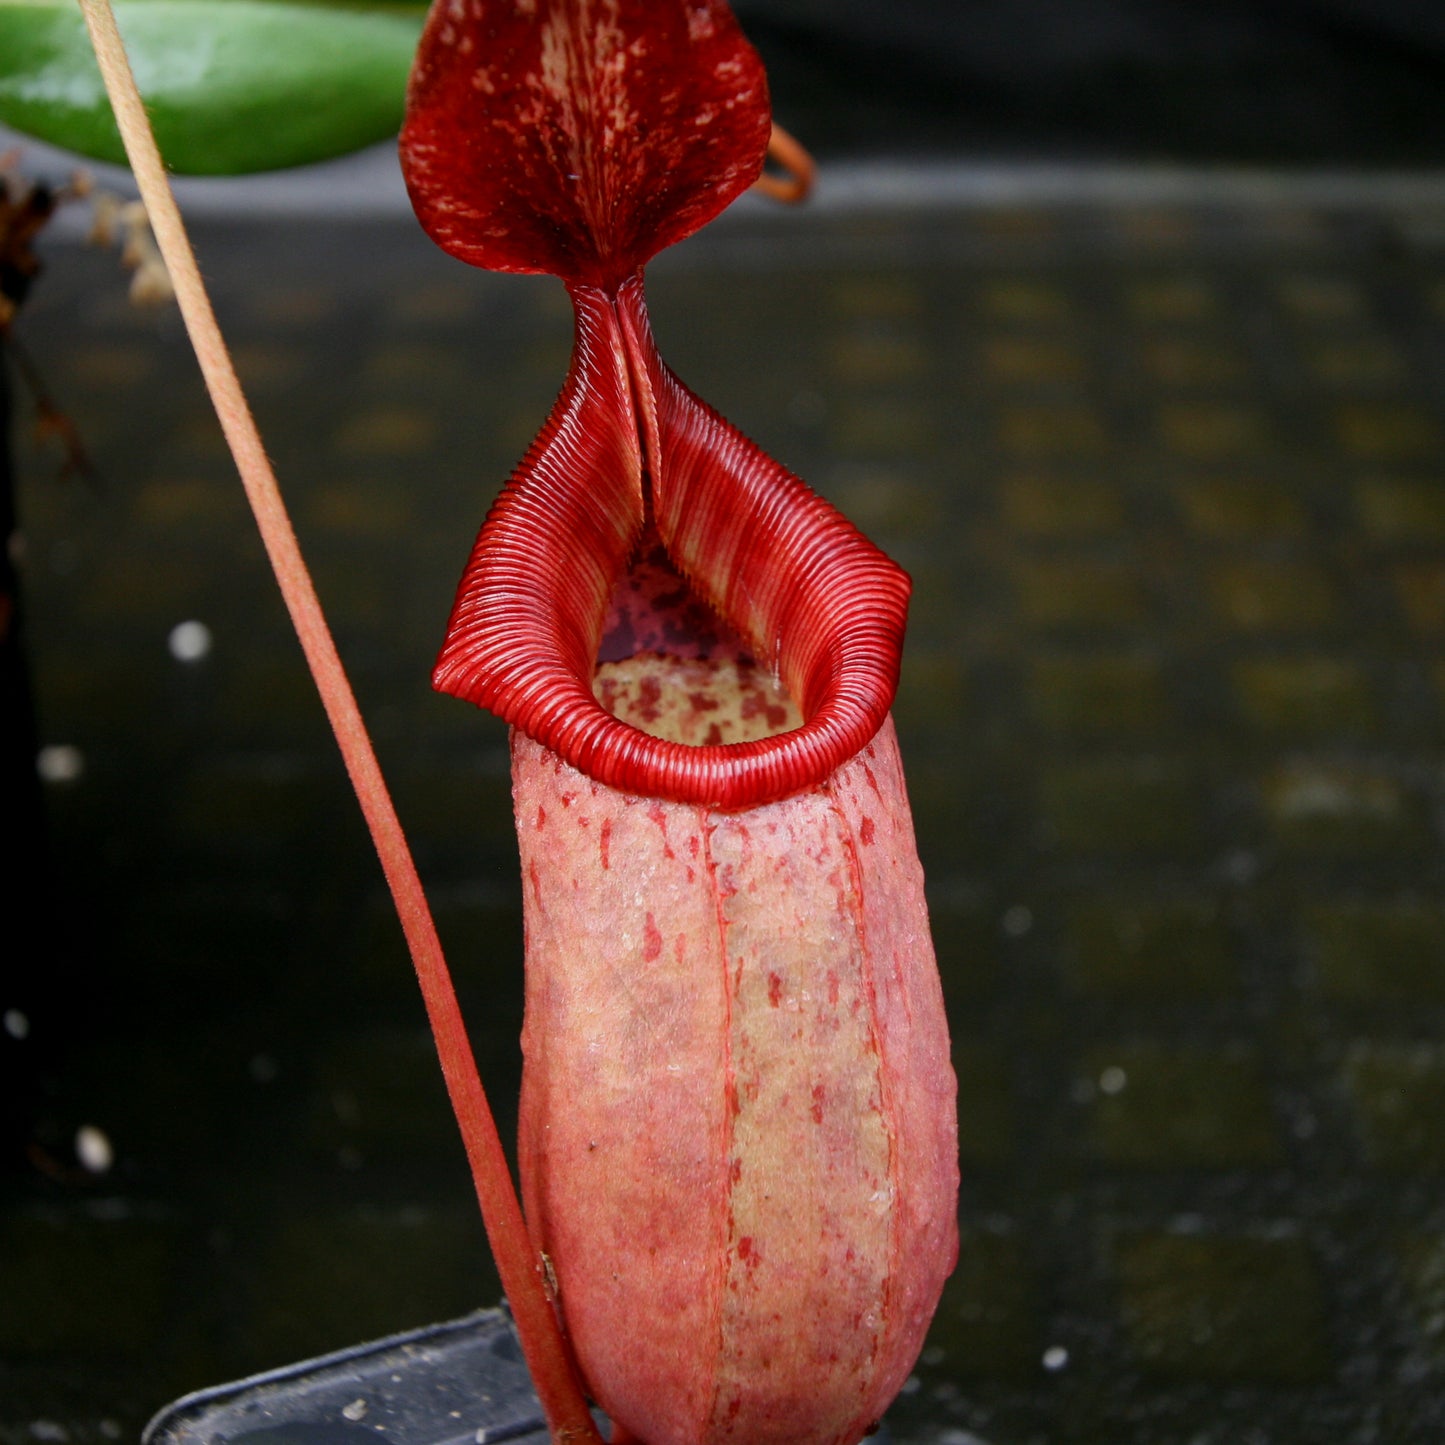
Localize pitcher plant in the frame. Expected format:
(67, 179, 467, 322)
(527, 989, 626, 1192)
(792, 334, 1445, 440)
(401, 4, 958, 1444)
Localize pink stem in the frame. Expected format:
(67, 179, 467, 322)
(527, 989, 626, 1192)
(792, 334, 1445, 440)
(75, 5, 601, 1441)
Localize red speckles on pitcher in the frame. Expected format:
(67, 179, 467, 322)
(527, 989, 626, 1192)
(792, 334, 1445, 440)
(513, 708, 955, 1445)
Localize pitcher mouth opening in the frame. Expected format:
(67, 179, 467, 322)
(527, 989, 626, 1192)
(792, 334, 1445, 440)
(592, 542, 803, 750)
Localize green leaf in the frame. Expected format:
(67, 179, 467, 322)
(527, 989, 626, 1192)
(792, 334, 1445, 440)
(0, 0, 426, 174)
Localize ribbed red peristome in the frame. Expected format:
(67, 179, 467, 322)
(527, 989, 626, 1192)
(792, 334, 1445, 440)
(399, 0, 772, 290)
(407, 0, 911, 807)
(432, 276, 911, 809)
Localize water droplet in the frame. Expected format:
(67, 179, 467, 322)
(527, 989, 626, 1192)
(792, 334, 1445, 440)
(1098, 1065, 1127, 1095)
(76, 1124, 114, 1174)
(168, 619, 213, 662)
(36, 745, 84, 783)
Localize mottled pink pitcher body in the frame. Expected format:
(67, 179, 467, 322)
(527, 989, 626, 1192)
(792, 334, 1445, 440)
(513, 714, 956, 1445)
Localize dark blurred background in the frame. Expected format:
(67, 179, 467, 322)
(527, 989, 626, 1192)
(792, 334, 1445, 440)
(735, 0, 1445, 164)
(4, 3, 1445, 1444)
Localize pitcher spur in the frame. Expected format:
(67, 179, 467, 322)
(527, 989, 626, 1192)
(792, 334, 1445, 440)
(400, 4, 959, 1444)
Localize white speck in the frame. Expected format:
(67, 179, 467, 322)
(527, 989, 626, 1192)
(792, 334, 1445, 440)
(1002, 904, 1033, 937)
(475, 1431, 490, 1445)
(168, 619, 212, 662)
(1042, 1344, 1070, 1371)
(1099, 1065, 1127, 1095)
(341, 1400, 368, 1422)
(36, 745, 84, 783)
(75, 1124, 114, 1174)
(30, 1422, 69, 1442)
(4, 1008, 29, 1040)
(900, 1374, 922, 1395)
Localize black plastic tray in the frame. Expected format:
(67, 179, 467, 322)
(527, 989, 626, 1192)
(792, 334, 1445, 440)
(143, 1310, 551, 1445)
